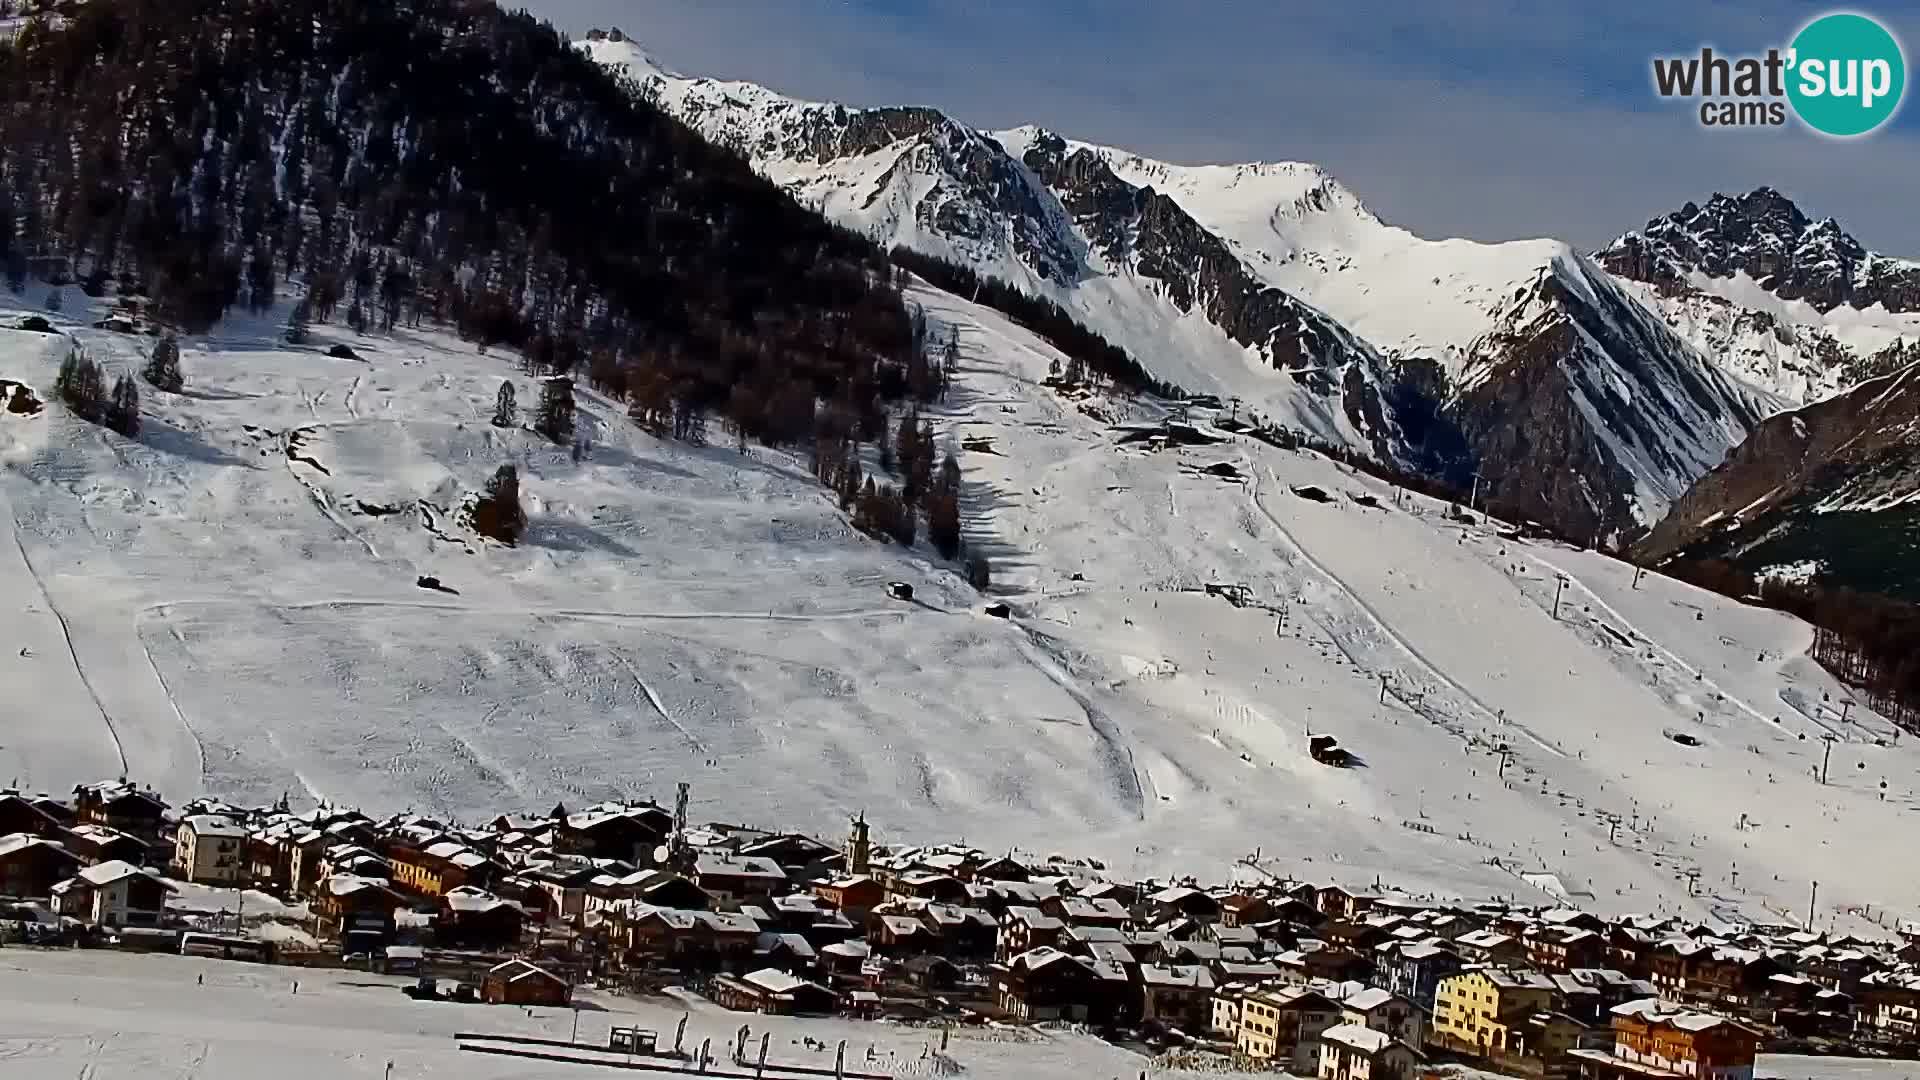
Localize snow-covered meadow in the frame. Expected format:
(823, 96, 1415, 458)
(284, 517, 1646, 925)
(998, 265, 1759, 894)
(0, 277, 1915, 935)
(0, 948, 1185, 1080)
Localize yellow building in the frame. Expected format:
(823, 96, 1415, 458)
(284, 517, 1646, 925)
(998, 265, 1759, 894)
(1432, 968, 1558, 1056)
(1237, 987, 1342, 1073)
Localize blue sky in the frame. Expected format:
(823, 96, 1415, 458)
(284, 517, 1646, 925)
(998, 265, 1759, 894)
(523, 1, 1920, 253)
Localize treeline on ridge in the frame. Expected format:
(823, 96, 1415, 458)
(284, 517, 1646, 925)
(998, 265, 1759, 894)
(889, 246, 1184, 400)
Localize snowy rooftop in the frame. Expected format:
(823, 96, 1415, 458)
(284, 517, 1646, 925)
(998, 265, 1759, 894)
(1611, 998, 1751, 1033)
(1321, 1023, 1397, 1055)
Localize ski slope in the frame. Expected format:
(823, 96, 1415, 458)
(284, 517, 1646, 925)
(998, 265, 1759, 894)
(0, 281, 1912, 932)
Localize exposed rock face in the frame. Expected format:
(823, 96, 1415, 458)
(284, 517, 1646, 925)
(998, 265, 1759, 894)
(1018, 133, 1393, 409)
(1637, 362, 1920, 599)
(1597, 187, 1920, 313)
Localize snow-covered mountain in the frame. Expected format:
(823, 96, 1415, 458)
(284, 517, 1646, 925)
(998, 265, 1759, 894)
(584, 33, 1771, 539)
(1598, 188, 1920, 403)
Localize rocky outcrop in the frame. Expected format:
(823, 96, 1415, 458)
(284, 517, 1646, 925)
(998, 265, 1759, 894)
(1637, 362, 1920, 599)
(1597, 188, 1920, 403)
(1020, 134, 1378, 381)
(1597, 187, 1920, 314)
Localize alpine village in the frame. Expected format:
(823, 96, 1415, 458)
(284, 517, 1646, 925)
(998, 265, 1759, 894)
(3, 776, 1918, 1080)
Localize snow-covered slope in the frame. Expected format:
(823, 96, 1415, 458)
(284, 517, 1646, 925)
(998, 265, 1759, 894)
(585, 35, 1772, 538)
(3, 280, 1913, 934)
(1004, 129, 1777, 532)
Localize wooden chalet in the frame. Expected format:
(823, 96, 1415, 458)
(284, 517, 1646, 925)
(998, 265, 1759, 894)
(709, 967, 837, 1016)
(71, 781, 169, 843)
(482, 959, 572, 1006)
(0, 833, 84, 899)
(0, 793, 64, 838)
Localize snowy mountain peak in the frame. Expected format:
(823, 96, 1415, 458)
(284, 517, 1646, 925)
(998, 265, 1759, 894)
(1597, 186, 1910, 313)
(581, 28, 675, 81)
(1596, 187, 1920, 404)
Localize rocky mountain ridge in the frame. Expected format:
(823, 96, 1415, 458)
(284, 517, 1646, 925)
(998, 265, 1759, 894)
(1598, 188, 1920, 403)
(583, 31, 1770, 539)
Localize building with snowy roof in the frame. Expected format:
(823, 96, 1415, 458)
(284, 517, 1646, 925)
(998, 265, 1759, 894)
(1318, 1022, 1424, 1080)
(1568, 999, 1761, 1080)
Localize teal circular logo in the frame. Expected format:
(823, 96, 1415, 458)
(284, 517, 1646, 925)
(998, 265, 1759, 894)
(1787, 13, 1906, 136)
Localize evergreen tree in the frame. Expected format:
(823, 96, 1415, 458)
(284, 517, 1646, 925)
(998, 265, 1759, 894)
(534, 376, 575, 444)
(894, 411, 921, 499)
(469, 463, 526, 545)
(928, 452, 963, 559)
(54, 344, 105, 422)
(907, 419, 936, 505)
(491, 380, 517, 428)
(143, 333, 183, 393)
(105, 373, 140, 437)
(284, 297, 310, 345)
(966, 554, 992, 591)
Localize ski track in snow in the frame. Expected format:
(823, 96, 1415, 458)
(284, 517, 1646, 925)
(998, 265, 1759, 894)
(4, 284, 1915, 929)
(3, 492, 130, 777)
(133, 606, 208, 786)
(1015, 627, 1151, 818)
(609, 651, 708, 754)
(1246, 462, 1568, 759)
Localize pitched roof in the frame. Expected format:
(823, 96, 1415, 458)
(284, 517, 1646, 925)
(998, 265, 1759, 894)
(693, 852, 787, 881)
(0, 832, 78, 861)
(444, 887, 517, 914)
(1610, 998, 1756, 1034)
(1004, 905, 1064, 931)
(1342, 987, 1398, 1011)
(1322, 1023, 1396, 1055)
(1138, 964, 1214, 989)
(325, 873, 397, 899)
(489, 958, 565, 985)
(741, 967, 814, 996)
(756, 932, 817, 959)
(182, 815, 248, 839)
(1012, 946, 1089, 974)
(76, 860, 171, 889)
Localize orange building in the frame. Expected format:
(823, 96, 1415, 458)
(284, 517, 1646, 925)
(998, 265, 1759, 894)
(1572, 999, 1761, 1080)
